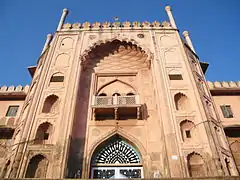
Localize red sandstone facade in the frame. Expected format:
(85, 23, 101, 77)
(0, 6, 240, 179)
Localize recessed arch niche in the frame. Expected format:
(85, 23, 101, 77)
(160, 35, 178, 47)
(81, 40, 150, 72)
(187, 152, 206, 177)
(25, 154, 48, 178)
(55, 53, 70, 67)
(97, 79, 136, 96)
(67, 39, 153, 178)
(60, 37, 74, 49)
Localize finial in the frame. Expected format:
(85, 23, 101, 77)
(183, 31, 196, 53)
(57, 8, 69, 31)
(165, 5, 171, 11)
(183, 31, 189, 37)
(63, 8, 69, 13)
(41, 34, 53, 54)
(164, 5, 177, 29)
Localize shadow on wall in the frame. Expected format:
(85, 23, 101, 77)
(66, 68, 94, 178)
(67, 137, 86, 178)
(142, 103, 149, 120)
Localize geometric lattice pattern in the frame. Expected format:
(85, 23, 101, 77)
(119, 96, 136, 105)
(95, 96, 136, 106)
(92, 137, 141, 164)
(96, 97, 113, 106)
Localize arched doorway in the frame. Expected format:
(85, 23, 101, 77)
(90, 135, 143, 179)
(25, 154, 48, 178)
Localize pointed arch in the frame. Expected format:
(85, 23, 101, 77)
(25, 154, 48, 178)
(88, 129, 147, 164)
(98, 93, 107, 96)
(35, 122, 53, 144)
(160, 35, 178, 48)
(42, 94, 59, 113)
(187, 152, 206, 177)
(60, 37, 74, 49)
(55, 53, 70, 67)
(91, 134, 141, 164)
(180, 120, 195, 141)
(50, 72, 64, 82)
(88, 129, 146, 179)
(81, 38, 153, 61)
(174, 92, 190, 111)
(80, 39, 153, 70)
(96, 79, 136, 95)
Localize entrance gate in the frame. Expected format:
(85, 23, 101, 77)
(91, 166, 143, 179)
(90, 136, 143, 179)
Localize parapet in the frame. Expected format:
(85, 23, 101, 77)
(60, 21, 171, 31)
(0, 85, 29, 97)
(207, 81, 240, 90)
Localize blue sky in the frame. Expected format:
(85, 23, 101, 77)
(1, 0, 239, 86)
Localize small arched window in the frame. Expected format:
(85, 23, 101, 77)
(98, 93, 107, 96)
(126, 92, 135, 96)
(174, 93, 190, 111)
(49, 72, 64, 87)
(112, 93, 121, 96)
(180, 120, 195, 141)
(35, 122, 53, 144)
(42, 95, 59, 114)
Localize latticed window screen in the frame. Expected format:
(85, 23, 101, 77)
(220, 105, 233, 118)
(92, 137, 141, 164)
(6, 106, 19, 117)
(119, 96, 136, 105)
(96, 97, 113, 106)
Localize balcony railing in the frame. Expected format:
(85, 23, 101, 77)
(92, 95, 140, 107)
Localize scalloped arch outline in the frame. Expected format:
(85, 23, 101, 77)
(79, 38, 153, 68)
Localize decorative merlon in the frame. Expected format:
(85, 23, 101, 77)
(60, 21, 171, 30)
(207, 81, 240, 89)
(0, 85, 29, 93)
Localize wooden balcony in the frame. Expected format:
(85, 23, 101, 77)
(91, 95, 142, 120)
